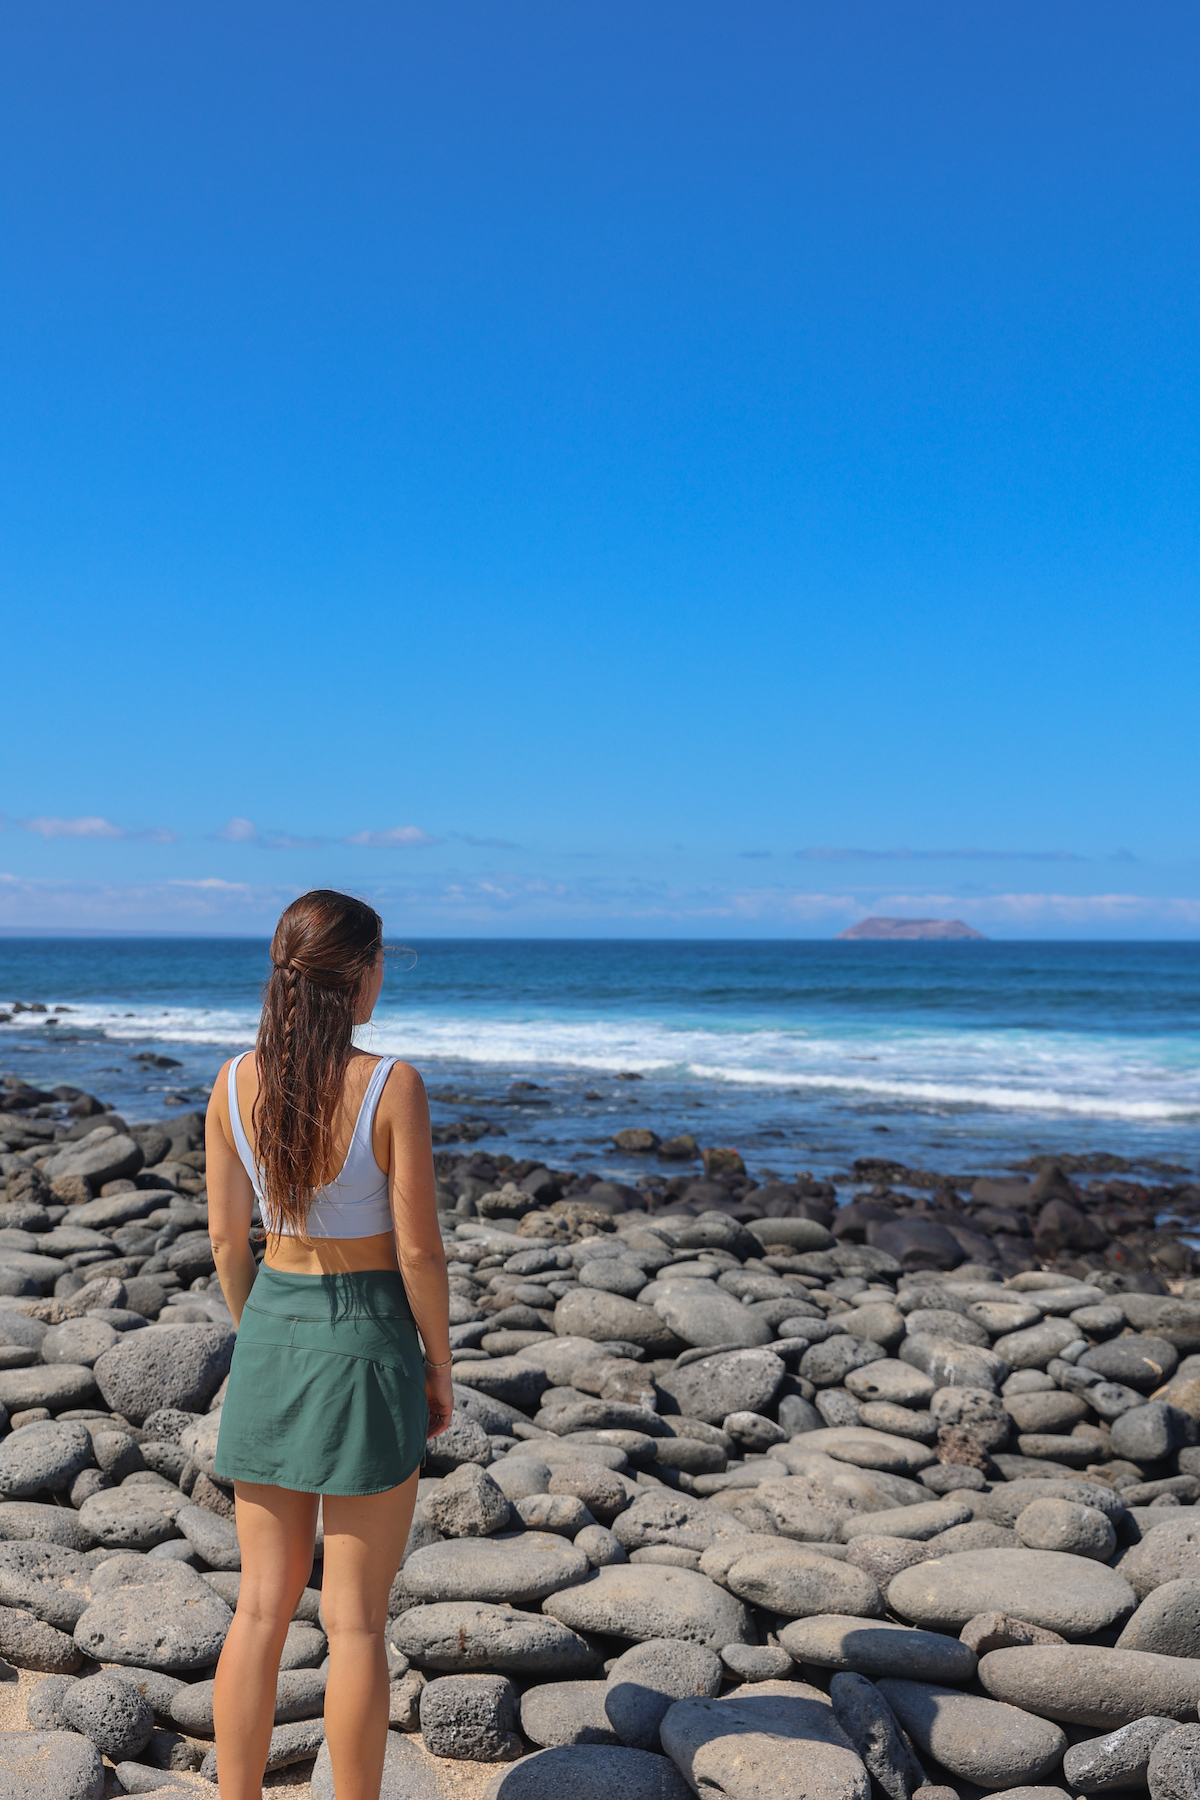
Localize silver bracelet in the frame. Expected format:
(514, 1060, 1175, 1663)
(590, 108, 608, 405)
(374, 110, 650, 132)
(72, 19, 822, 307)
(423, 1354, 453, 1369)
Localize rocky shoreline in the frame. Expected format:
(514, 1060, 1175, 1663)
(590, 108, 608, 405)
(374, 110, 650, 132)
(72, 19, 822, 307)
(0, 1069, 1199, 1799)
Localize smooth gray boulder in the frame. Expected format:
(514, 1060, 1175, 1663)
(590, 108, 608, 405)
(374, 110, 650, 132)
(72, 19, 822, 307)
(93, 1324, 234, 1423)
(720, 1546, 883, 1620)
(842, 1498, 971, 1542)
(455, 1356, 550, 1411)
(779, 1615, 975, 1684)
(77, 1486, 183, 1551)
(899, 1336, 1008, 1391)
(398, 1533, 589, 1605)
(877, 1678, 1066, 1790)
(1117, 1578, 1200, 1658)
(604, 1638, 723, 1750)
(175, 1505, 239, 1570)
(0, 1365, 98, 1411)
(481, 1744, 693, 1800)
(781, 1425, 934, 1476)
(0, 1503, 94, 1552)
(1111, 1401, 1196, 1464)
(0, 1542, 93, 1631)
(887, 1548, 1136, 1637)
(543, 1563, 754, 1648)
(1079, 1333, 1178, 1389)
(168, 1667, 326, 1736)
(555, 1291, 680, 1353)
(198, 1717, 325, 1781)
(0, 1729, 104, 1800)
(1013, 1498, 1116, 1561)
(652, 1287, 773, 1350)
(977, 1644, 1200, 1728)
(0, 1603, 83, 1672)
(0, 1422, 93, 1499)
(1118, 1518, 1200, 1598)
(43, 1130, 144, 1187)
(844, 1361, 936, 1407)
(1119, 1295, 1200, 1353)
(39, 1319, 119, 1368)
(981, 1478, 1127, 1528)
(521, 1679, 618, 1748)
(392, 1601, 598, 1676)
(657, 1349, 786, 1425)
(660, 1679, 870, 1800)
(73, 1557, 232, 1670)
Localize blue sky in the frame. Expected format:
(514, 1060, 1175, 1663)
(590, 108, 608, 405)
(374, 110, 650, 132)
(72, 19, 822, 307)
(2, 1, 1197, 938)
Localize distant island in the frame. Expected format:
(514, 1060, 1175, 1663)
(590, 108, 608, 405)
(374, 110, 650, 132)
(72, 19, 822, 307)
(838, 916, 988, 941)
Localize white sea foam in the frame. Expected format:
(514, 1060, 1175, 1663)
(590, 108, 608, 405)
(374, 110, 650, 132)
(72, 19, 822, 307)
(8, 999, 1198, 1126)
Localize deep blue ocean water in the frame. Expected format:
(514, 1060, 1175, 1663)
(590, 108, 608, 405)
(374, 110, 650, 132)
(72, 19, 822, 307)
(0, 938, 1196, 1182)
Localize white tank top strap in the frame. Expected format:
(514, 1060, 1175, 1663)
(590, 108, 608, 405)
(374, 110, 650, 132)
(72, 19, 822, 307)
(354, 1054, 400, 1148)
(226, 1051, 262, 1194)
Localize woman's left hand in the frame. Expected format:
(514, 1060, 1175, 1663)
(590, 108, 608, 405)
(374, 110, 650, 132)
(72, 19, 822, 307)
(425, 1361, 454, 1438)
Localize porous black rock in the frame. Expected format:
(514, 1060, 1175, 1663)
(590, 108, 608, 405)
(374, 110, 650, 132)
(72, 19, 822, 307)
(59, 1668, 154, 1759)
(830, 1671, 926, 1800)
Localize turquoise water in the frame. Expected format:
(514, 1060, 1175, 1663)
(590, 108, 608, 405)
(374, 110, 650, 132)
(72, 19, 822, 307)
(0, 938, 1196, 1180)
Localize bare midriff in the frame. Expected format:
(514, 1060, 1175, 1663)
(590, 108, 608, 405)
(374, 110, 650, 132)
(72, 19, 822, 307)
(263, 1229, 400, 1277)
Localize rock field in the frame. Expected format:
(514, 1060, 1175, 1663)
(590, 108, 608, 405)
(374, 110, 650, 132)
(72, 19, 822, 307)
(1, 1071, 1200, 1798)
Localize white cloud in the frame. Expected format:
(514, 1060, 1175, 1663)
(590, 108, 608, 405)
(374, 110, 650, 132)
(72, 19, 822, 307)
(21, 816, 125, 840)
(344, 826, 441, 848)
(215, 818, 261, 843)
(796, 847, 1089, 863)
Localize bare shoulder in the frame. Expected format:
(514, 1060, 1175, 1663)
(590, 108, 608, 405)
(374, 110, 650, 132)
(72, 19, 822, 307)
(377, 1059, 427, 1116)
(383, 1051, 429, 1094)
(207, 1058, 235, 1118)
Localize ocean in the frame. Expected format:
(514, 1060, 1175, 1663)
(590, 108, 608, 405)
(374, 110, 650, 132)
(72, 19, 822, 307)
(0, 938, 1197, 1183)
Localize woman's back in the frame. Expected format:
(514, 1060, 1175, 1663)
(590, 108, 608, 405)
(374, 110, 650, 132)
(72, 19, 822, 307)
(226, 1050, 397, 1238)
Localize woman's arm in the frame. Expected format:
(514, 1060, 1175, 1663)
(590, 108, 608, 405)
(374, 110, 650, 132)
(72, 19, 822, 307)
(206, 1059, 259, 1327)
(380, 1063, 453, 1435)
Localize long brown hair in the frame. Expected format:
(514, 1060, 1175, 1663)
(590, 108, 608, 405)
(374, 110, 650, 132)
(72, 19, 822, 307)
(254, 889, 383, 1238)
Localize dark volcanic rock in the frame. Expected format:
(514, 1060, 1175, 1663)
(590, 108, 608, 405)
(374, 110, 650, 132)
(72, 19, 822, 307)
(480, 1744, 693, 1800)
(0, 1729, 104, 1800)
(604, 1638, 723, 1751)
(1148, 1724, 1200, 1800)
(419, 1673, 522, 1760)
(73, 1557, 232, 1671)
(93, 1324, 234, 1422)
(1063, 1716, 1177, 1795)
(60, 1669, 154, 1759)
(0, 1421, 93, 1498)
(830, 1671, 926, 1800)
(656, 1349, 786, 1425)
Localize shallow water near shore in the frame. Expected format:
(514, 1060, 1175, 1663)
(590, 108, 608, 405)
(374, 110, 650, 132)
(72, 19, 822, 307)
(0, 937, 1196, 1181)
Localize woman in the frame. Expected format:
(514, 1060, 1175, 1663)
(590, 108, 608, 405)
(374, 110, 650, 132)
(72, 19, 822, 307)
(205, 889, 452, 1800)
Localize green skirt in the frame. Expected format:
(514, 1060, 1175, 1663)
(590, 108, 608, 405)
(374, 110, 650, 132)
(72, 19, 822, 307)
(214, 1265, 429, 1496)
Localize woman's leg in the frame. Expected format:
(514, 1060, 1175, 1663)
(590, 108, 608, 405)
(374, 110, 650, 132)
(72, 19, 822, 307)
(320, 1472, 420, 1800)
(213, 1482, 320, 1800)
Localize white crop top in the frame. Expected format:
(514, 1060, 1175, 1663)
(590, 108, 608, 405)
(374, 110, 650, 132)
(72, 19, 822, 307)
(227, 1050, 397, 1238)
